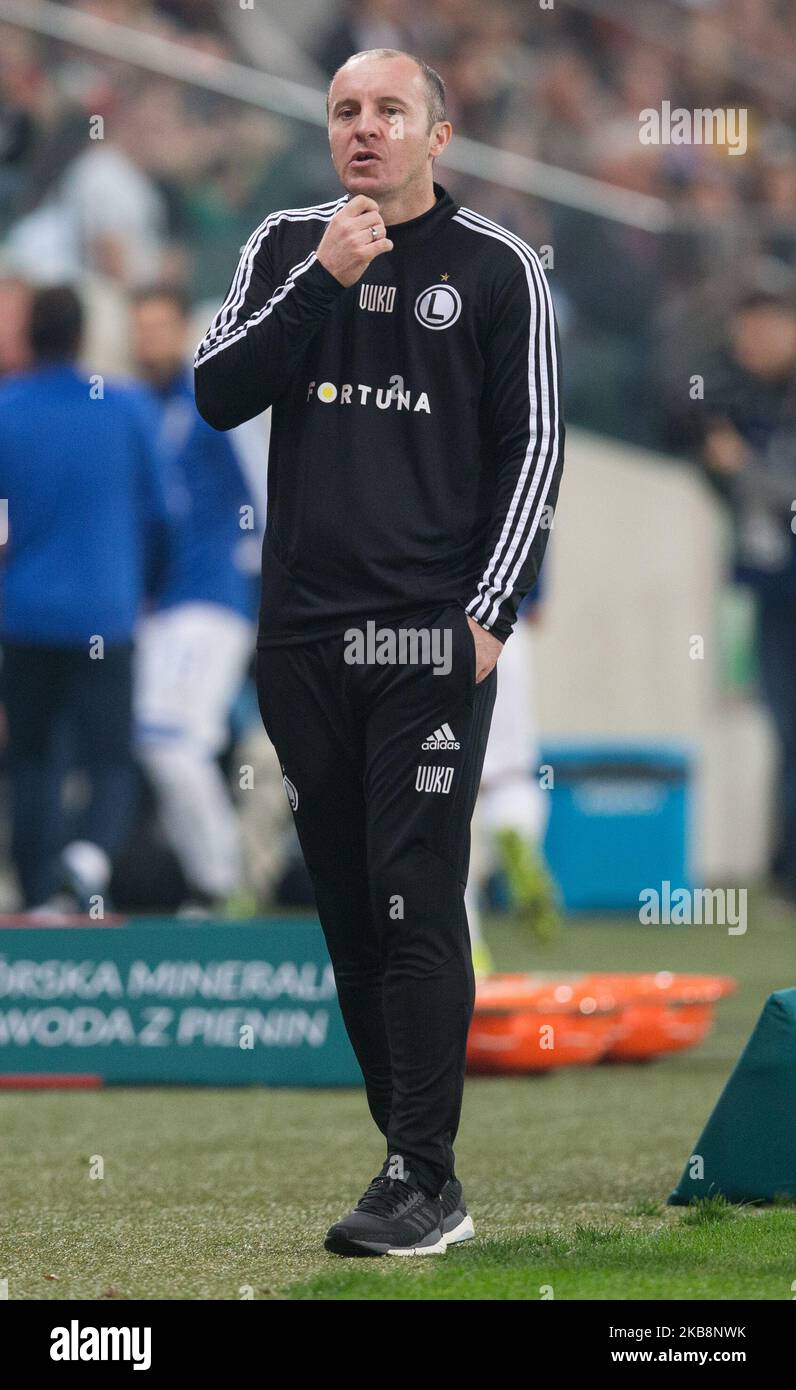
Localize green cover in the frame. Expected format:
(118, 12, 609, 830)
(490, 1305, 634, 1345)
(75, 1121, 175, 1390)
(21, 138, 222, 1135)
(0, 918, 362, 1087)
(668, 988, 796, 1205)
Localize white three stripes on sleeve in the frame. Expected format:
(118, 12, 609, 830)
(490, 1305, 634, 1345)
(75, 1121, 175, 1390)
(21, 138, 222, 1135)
(452, 208, 560, 633)
(194, 197, 347, 368)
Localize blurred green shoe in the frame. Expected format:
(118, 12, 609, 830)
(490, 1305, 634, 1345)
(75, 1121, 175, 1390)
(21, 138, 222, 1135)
(470, 938, 495, 979)
(494, 828, 562, 944)
(223, 890, 258, 920)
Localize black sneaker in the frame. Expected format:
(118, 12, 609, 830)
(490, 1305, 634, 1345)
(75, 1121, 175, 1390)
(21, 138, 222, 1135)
(324, 1166, 446, 1257)
(440, 1177, 475, 1247)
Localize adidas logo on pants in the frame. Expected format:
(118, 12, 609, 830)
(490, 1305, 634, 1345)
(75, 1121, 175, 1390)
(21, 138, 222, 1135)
(422, 722, 460, 750)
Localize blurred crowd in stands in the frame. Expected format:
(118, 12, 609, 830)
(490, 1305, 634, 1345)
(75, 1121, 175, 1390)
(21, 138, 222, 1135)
(1, 0, 795, 443)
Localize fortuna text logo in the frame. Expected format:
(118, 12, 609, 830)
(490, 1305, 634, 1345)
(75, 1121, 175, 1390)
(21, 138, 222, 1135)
(422, 723, 460, 750)
(51, 1320, 151, 1371)
(415, 765, 454, 794)
(307, 378, 431, 412)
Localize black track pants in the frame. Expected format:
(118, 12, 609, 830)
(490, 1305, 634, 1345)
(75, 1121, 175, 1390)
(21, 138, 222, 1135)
(255, 601, 497, 1197)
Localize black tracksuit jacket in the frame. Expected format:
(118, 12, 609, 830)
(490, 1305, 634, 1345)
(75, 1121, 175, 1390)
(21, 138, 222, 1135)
(194, 180, 564, 646)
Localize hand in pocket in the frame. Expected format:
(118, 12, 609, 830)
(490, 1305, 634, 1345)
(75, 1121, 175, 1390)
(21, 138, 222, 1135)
(465, 614, 503, 684)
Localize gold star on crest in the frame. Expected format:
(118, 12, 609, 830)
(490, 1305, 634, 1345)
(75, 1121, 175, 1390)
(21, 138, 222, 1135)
(440, 272, 449, 281)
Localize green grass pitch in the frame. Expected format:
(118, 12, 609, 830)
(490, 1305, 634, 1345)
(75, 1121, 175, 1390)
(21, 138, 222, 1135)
(1, 896, 794, 1300)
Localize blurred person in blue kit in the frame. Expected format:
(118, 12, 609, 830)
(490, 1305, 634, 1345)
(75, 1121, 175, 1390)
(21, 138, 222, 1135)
(0, 284, 172, 913)
(130, 286, 258, 914)
(699, 293, 796, 906)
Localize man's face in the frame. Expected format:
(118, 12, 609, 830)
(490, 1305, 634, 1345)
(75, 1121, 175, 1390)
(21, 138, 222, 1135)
(327, 56, 439, 197)
(731, 306, 796, 381)
(132, 297, 187, 386)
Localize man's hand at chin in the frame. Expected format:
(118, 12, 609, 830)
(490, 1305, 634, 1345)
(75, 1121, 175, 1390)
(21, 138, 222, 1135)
(466, 615, 504, 683)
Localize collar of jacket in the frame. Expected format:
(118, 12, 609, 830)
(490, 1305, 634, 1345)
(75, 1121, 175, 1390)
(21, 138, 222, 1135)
(343, 180, 459, 249)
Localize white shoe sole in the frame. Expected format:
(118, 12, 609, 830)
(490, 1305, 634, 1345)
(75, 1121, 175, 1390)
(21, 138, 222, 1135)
(386, 1233, 447, 1256)
(442, 1213, 475, 1247)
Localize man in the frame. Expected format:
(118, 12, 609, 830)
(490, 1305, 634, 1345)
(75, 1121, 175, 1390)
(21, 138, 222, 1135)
(195, 48, 564, 1256)
(0, 285, 170, 912)
(699, 293, 796, 905)
(131, 286, 257, 913)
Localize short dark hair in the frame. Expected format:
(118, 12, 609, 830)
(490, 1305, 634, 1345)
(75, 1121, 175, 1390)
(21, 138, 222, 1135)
(131, 283, 191, 318)
(326, 49, 447, 134)
(29, 285, 83, 363)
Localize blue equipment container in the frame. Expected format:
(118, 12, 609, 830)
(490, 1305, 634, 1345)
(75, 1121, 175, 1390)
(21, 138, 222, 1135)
(539, 742, 693, 912)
